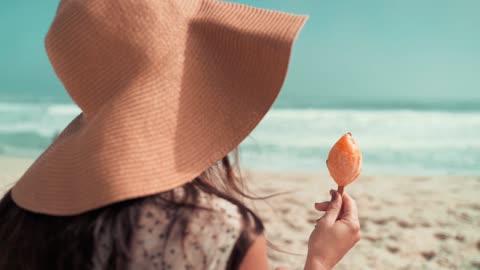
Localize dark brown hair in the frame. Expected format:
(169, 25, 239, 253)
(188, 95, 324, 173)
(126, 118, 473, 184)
(0, 150, 263, 270)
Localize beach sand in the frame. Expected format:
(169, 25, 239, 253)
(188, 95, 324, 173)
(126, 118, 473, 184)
(245, 171, 480, 270)
(1, 157, 479, 269)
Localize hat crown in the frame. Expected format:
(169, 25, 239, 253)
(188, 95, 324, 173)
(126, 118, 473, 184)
(45, 0, 194, 114)
(13, 0, 308, 215)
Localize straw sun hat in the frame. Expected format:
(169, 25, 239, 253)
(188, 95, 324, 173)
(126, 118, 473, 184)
(11, 0, 308, 215)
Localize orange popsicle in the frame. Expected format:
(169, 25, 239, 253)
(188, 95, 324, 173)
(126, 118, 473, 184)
(326, 133, 362, 195)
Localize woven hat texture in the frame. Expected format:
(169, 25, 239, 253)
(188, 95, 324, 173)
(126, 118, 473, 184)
(11, 0, 308, 215)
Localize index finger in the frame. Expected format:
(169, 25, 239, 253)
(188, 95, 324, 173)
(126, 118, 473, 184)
(339, 192, 359, 223)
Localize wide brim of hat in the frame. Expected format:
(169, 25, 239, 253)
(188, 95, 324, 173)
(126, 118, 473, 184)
(12, 0, 308, 215)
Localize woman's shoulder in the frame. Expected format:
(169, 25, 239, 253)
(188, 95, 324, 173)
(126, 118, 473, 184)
(191, 189, 264, 240)
(196, 190, 244, 226)
(190, 192, 246, 253)
(123, 188, 252, 269)
(191, 190, 265, 269)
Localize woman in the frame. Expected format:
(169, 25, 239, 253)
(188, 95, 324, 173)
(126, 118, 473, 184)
(0, 0, 360, 269)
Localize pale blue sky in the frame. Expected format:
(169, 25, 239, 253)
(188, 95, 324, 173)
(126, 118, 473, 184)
(1, 0, 479, 107)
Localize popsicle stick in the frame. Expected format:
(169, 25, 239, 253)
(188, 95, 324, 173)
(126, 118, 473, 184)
(337, 185, 344, 195)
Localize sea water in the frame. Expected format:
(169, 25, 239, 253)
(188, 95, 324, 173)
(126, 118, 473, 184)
(1, 100, 479, 176)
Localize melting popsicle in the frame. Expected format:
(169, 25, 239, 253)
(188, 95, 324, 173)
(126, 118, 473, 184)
(326, 133, 362, 195)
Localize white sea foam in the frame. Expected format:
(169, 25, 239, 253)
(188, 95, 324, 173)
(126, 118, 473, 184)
(0, 102, 42, 113)
(1, 104, 479, 175)
(47, 104, 81, 115)
(240, 109, 480, 175)
(244, 109, 480, 149)
(0, 102, 79, 137)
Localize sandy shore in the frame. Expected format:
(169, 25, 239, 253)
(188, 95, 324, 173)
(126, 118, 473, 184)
(1, 157, 479, 269)
(0, 157, 33, 191)
(245, 171, 480, 270)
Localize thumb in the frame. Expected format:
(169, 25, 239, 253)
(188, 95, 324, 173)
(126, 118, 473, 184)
(320, 190, 342, 224)
(339, 192, 359, 223)
(274, 267, 289, 270)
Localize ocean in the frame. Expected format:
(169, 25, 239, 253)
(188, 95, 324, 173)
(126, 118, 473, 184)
(1, 98, 479, 176)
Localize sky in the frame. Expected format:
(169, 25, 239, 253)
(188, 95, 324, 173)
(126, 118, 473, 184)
(1, 0, 479, 107)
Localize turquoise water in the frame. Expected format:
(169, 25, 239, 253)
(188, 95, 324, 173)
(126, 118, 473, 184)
(1, 97, 479, 176)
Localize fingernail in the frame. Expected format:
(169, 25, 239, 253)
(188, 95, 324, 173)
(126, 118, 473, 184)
(330, 190, 336, 201)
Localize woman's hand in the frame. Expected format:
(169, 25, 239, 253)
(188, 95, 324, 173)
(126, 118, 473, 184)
(304, 190, 361, 270)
